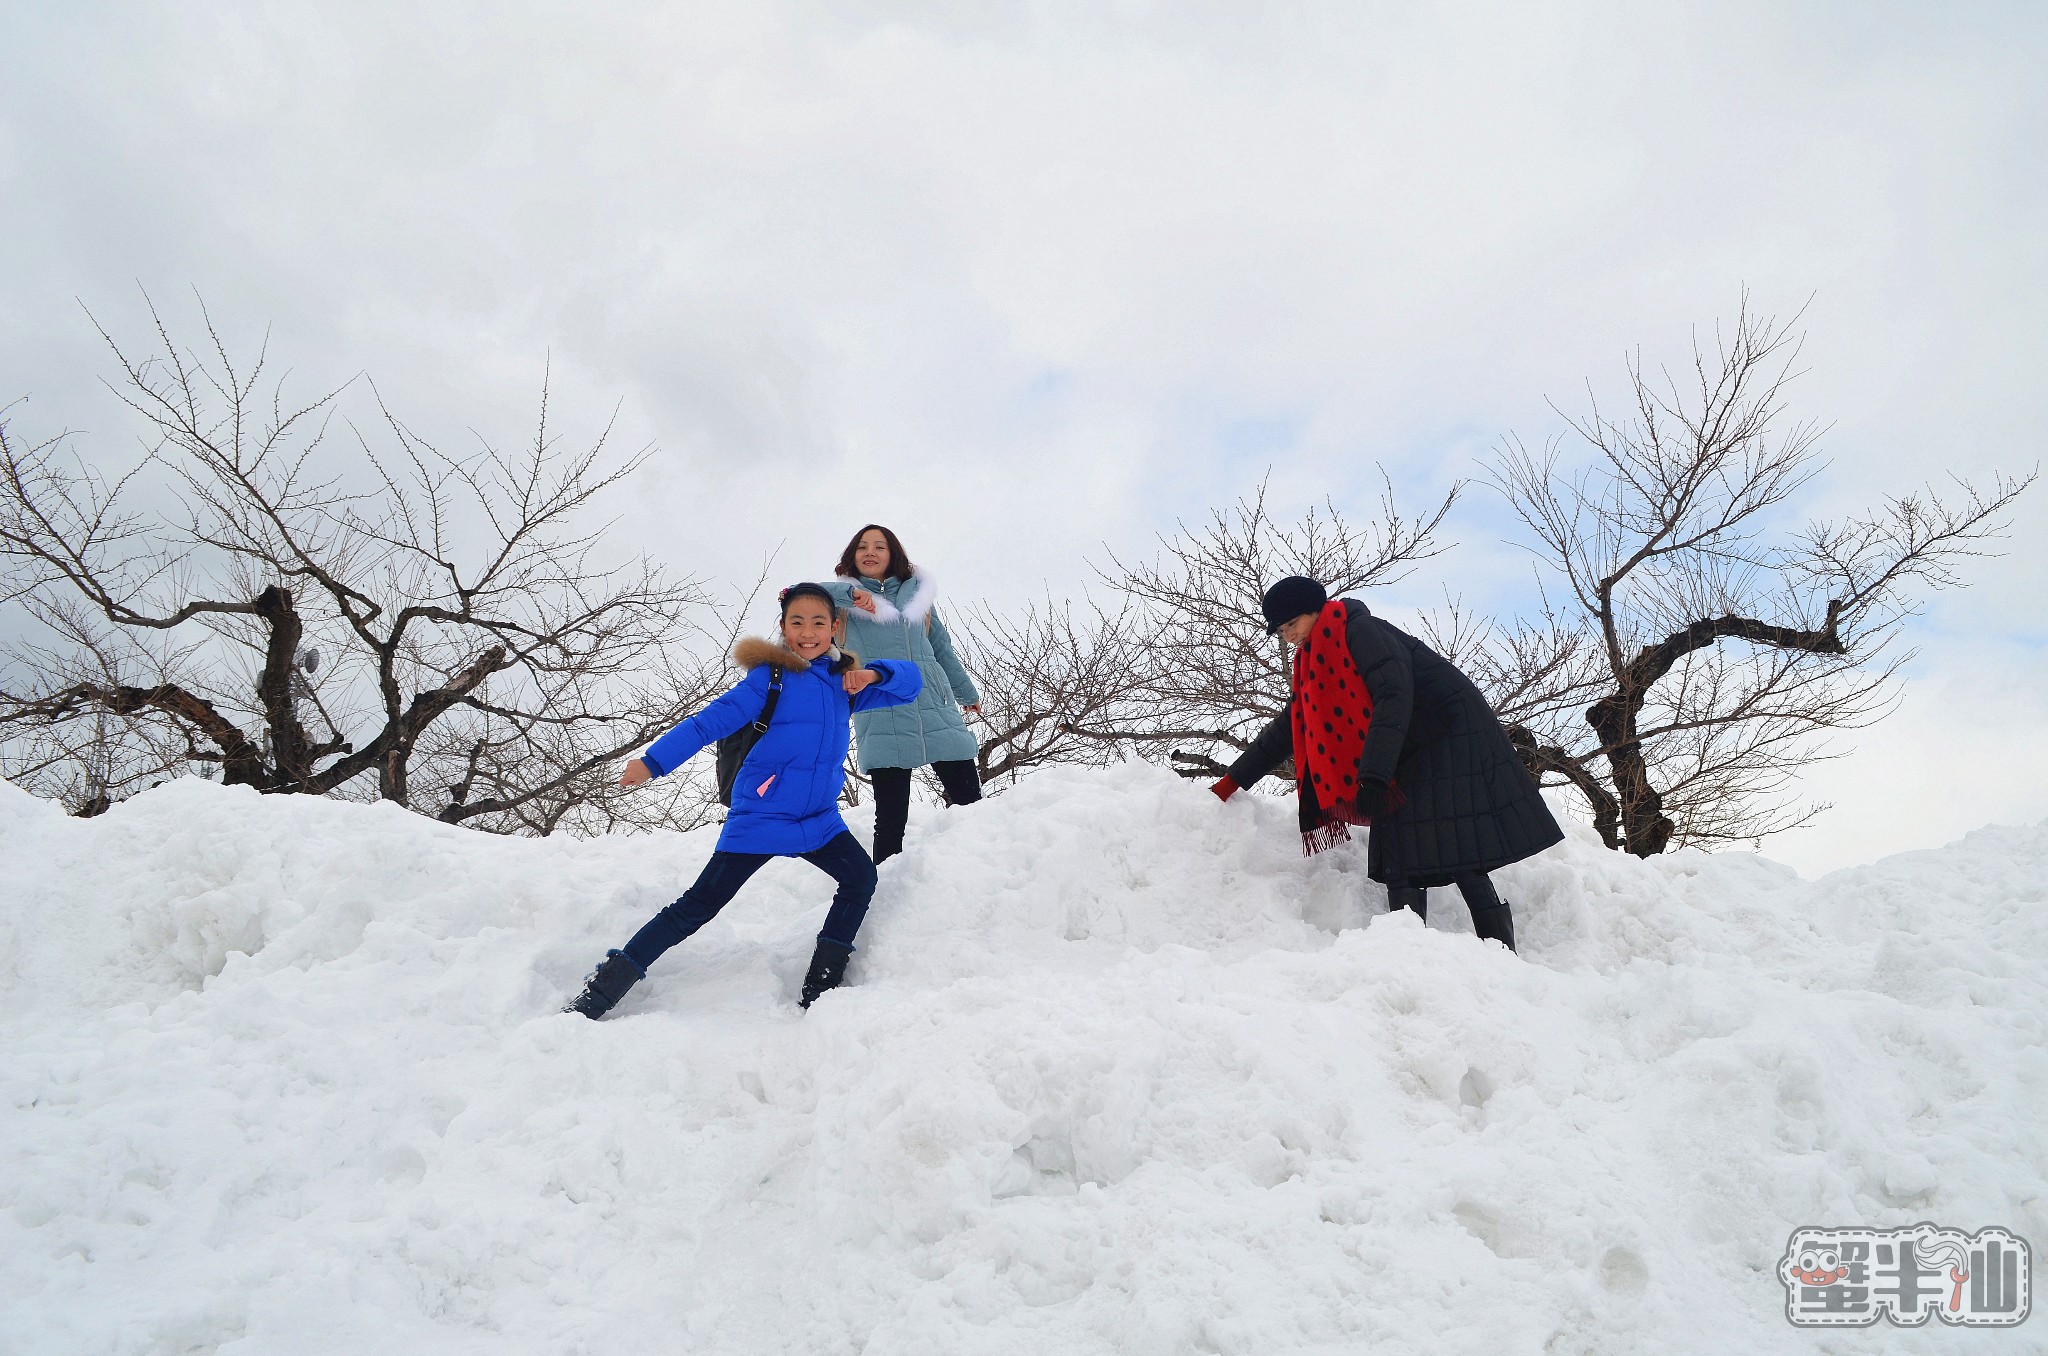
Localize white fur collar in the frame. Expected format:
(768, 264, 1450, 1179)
(844, 568, 937, 625)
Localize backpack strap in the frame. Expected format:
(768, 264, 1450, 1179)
(751, 665, 785, 733)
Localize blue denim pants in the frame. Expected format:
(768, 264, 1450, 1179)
(622, 830, 878, 973)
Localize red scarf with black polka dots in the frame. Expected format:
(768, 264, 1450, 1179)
(1290, 598, 1380, 855)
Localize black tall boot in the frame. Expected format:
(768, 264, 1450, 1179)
(800, 939, 854, 1009)
(1386, 885, 1428, 922)
(565, 949, 645, 1019)
(1471, 903, 1517, 952)
(1453, 872, 1516, 953)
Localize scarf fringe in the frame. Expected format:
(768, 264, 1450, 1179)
(1298, 797, 1388, 857)
(1301, 821, 1353, 857)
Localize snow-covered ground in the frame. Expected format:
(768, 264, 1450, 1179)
(2, 765, 2042, 1354)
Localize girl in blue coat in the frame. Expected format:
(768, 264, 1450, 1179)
(564, 583, 923, 1019)
(824, 524, 985, 863)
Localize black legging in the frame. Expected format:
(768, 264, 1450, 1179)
(1386, 873, 1516, 951)
(870, 760, 983, 863)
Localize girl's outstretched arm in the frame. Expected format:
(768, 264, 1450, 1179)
(637, 667, 775, 778)
(849, 659, 923, 713)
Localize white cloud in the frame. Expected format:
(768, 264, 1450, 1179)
(1767, 633, 2048, 876)
(2, 0, 2042, 867)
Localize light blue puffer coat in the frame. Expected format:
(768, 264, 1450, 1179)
(822, 572, 982, 772)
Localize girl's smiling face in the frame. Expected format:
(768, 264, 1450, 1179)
(781, 596, 836, 660)
(854, 529, 892, 580)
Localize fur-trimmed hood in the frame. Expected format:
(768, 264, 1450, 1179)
(733, 636, 858, 673)
(838, 568, 938, 625)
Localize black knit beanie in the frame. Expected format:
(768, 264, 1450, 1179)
(1260, 576, 1328, 635)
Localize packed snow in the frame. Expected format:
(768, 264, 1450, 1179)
(2, 765, 2042, 1354)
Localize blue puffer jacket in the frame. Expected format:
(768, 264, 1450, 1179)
(639, 638, 922, 854)
(822, 571, 982, 772)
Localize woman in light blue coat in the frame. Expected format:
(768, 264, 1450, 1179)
(823, 524, 985, 862)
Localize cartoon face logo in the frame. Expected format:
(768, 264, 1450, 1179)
(1788, 1247, 1849, 1287)
(1779, 1225, 2030, 1328)
(1777, 1231, 1879, 1326)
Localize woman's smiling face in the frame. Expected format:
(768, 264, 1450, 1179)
(781, 596, 836, 659)
(854, 529, 892, 579)
(1277, 614, 1317, 646)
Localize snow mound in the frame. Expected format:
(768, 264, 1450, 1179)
(2, 765, 2043, 1354)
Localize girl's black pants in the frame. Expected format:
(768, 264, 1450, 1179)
(622, 830, 876, 973)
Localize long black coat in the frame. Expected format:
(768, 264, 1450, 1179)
(1227, 599, 1564, 887)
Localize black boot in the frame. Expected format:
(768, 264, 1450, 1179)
(1471, 903, 1517, 953)
(1386, 885, 1427, 922)
(565, 949, 645, 1019)
(1452, 872, 1516, 953)
(800, 939, 854, 1009)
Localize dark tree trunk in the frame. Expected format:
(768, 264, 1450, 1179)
(1507, 723, 1621, 851)
(1589, 610, 1847, 857)
(1585, 688, 1674, 856)
(253, 585, 316, 789)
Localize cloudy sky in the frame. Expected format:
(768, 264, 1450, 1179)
(4, 1, 2043, 873)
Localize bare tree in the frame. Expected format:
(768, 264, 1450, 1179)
(1079, 474, 1460, 779)
(430, 560, 775, 834)
(0, 297, 729, 831)
(1485, 299, 2035, 854)
(952, 594, 1145, 786)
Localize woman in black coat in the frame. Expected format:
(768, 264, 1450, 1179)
(1211, 576, 1563, 950)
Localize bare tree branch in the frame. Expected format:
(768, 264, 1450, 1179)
(1078, 471, 1461, 780)
(1481, 295, 2035, 852)
(1, 296, 731, 831)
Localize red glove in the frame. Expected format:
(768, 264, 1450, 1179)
(1210, 775, 1239, 802)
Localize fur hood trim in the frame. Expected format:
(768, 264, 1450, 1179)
(734, 637, 809, 671)
(733, 637, 860, 673)
(848, 568, 938, 625)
